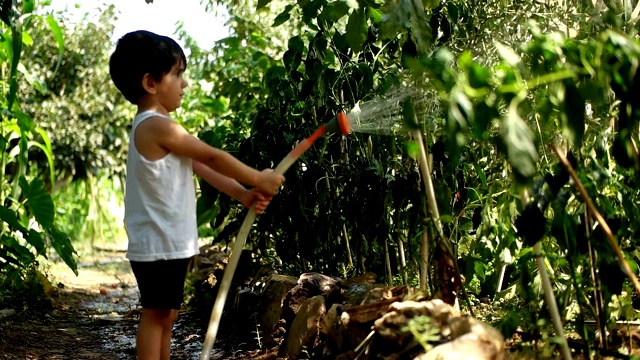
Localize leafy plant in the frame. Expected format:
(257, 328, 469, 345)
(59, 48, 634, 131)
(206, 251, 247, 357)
(0, 0, 78, 306)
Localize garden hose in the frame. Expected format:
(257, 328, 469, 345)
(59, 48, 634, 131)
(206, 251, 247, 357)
(200, 112, 350, 360)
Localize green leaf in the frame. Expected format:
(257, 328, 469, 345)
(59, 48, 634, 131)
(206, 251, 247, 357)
(475, 165, 487, 188)
(501, 108, 538, 180)
(357, 63, 374, 90)
(23, 0, 35, 14)
(47, 226, 77, 276)
(14, 111, 34, 132)
(346, 8, 367, 53)
(218, 36, 241, 48)
(30, 130, 55, 186)
(283, 36, 304, 71)
(367, 7, 382, 24)
(0, 205, 28, 234)
(1, 235, 35, 265)
(319, 1, 352, 24)
(405, 140, 419, 158)
(26, 229, 45, 255)
(448, 91, 473, 139)
(45, 15, 64, 78)
(408, 0, 432, 53)
(562, 82, 585, 147)
(380, 0, 409, 39)
(272, 11, 291, 27)
(302, 0, 325, 24)
(402, 98, 420, 130)
(257, 0, 274, 10)
(474, 260, 487, 281)
(495, 42, 520, 68)
(468, 62, 492, 89)
(21, 177, 55, 228)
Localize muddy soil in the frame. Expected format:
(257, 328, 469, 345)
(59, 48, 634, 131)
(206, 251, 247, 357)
(0, 250, 255, 360)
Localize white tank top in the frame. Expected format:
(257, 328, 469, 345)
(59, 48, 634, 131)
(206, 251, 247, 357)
(124, 110, 199, 261)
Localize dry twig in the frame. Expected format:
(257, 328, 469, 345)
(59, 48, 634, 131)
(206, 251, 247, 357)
(551, 144, 640, 298)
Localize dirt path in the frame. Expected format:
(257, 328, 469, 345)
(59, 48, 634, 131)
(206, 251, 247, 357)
(0, 251, 213, 360)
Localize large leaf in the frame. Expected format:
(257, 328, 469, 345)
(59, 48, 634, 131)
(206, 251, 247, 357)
(1, 235, 36, 265)
(20, 177, 55, 228)
(283, 35, 304, 71)
(561, 82, 585, 147)
(346, 8, 367, 53)
(26, 229, 45, 256)
(0, 205, 28, 234)
(501, 108, 538, 180)
(318, 0, 352, 25)
(47, 226, 77, 275)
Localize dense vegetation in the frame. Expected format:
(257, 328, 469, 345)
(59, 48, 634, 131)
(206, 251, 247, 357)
(1, 0, 640, 357)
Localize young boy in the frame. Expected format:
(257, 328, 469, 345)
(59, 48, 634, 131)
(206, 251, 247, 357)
(109, 30, 285, 360)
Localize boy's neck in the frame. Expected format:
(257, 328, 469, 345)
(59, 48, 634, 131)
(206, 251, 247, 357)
(137, 96, 169, 116)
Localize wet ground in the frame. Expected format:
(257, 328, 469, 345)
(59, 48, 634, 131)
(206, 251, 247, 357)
(0, 250, 247, 360)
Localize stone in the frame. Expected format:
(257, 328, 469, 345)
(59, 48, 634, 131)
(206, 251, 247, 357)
(284, 295, 326, 360)
(259, 274, 298, 346)
(0, 308, 16, 318)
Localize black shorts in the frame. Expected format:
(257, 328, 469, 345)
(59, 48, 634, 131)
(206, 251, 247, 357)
(130, 257, 191, 310)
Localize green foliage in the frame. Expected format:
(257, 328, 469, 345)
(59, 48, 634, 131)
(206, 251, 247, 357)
(19, 5, 130, 182)
(0, 0, 82, 307)
(178, 0, 640, 354)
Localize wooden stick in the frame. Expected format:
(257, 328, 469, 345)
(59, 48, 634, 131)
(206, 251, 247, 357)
(551, 144, 640, 298)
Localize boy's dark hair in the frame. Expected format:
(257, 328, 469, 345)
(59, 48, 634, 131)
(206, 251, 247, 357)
(109, 30, 187, 104)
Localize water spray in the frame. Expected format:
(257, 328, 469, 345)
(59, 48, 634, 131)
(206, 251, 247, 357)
(200, 113, 350, 360)
(345, 86, 431, 135)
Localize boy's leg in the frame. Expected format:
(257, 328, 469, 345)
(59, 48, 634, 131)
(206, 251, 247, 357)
(130, 258, 191, 360)
(137, 308, 179, 360)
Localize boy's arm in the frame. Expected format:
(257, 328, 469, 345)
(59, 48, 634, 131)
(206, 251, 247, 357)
(152, 118, 283, 195)
(193, 161, 272, 214)
(193, 161, 247, 202)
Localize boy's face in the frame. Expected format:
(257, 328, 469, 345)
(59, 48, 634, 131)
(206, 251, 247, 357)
(155, 61, 188, 112)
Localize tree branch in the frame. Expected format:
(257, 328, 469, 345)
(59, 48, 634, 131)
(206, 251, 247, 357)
(551, 144, 640, 298)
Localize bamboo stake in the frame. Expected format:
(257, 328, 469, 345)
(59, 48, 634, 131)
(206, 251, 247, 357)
(412, 129, 474, 317)
(520, 191, 573, 360)
(551, 144, 640, 298)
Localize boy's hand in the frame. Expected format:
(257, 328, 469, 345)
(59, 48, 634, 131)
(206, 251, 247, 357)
(241, 188, 273, 214)
(257, 169, 285, 196)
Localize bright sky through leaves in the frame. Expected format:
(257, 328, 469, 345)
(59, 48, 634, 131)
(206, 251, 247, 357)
(48, 0, 229, 49)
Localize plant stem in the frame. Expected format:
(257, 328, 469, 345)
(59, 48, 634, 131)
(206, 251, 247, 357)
(551, 144, 640, 298)
(521, 190, 573, 360)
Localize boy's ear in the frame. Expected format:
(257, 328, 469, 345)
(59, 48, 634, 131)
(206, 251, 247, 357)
(141, 73, 157, 94)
